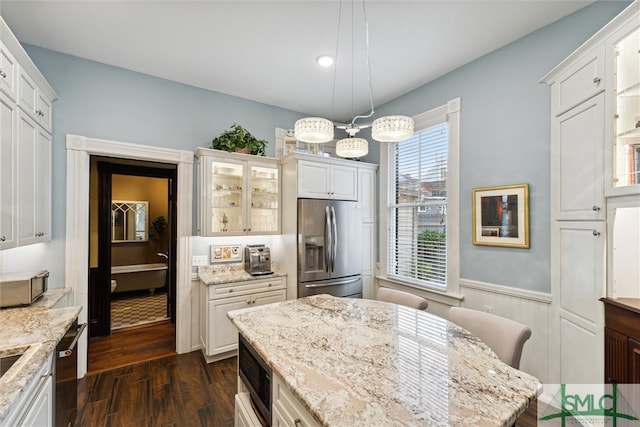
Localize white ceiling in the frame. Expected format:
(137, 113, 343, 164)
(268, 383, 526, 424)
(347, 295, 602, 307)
(1, 0, 593, 122)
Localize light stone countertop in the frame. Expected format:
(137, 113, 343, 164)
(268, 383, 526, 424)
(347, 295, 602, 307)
(198, 264, 286, 285)
(0, 288, 81, 423)
(228, 294, 541, 427)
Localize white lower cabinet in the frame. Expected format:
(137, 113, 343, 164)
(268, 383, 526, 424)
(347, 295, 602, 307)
(20, 375, 53, 427)
(2, 353, 53, 427)
(272, 373, 319, 427)
(234, 392, 261, 427)
(200, 276, 286, 361)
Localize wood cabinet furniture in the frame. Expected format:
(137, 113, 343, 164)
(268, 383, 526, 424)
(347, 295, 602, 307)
(0, 17, 55, 250)
(542, 1, 638, 384)
(196, 148, 281, 236)
(199, 275, 286, 362)
(602, 298, 640, 384)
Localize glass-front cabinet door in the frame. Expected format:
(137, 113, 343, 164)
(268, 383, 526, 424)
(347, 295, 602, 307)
(249, 164, 279, 233)
(210, 160, 245, 234)
(613, 26, 639, 191)
(197, 148, 281, 236)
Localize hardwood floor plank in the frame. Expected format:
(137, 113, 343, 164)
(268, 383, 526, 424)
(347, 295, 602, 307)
(79, 348, 536, 427)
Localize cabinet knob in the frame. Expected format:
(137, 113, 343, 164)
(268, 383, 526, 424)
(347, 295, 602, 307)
(0, 236, 5, 242)
(0, 70, 6, 79)
(268, 283, 272, 287)
(593, 230, 601, 237)
(592, 205, 600, 211)
(294, 419, 302, 427)
(247, 228, 251, 232)
(593, 77, 601, 85)
(228, 289, 233, 293)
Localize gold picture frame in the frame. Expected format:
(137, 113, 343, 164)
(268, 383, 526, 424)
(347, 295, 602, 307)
(472, 183, 530, 248)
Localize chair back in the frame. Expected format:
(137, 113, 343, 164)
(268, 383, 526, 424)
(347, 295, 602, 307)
(377, 287, 429, 310)
(448, 307, 531, 369)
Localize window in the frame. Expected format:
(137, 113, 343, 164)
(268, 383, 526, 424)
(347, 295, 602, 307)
(382, 98, 460, 293)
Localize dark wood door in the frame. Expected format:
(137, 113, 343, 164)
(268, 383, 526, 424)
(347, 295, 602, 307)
(605, 327, 628, 383)
(629, 338, 640, 383)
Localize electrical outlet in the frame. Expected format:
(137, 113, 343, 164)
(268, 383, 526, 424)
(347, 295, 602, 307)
(192, 255, 208, 266)
(483, 305, 494, 314)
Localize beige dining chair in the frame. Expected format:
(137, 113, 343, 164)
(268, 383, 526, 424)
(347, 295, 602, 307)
(448, 307, 531, 369)
(377, 287, 429, 310)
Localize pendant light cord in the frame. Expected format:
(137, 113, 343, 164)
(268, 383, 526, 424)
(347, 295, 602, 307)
(350, 0, 375, 126)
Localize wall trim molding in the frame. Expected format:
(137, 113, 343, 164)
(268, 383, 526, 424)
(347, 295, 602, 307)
(460, 278, 552, 304)
(65, 134, 193, 378)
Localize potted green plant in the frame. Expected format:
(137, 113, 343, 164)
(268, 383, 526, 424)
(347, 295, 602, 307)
(211, 124, 267, 156)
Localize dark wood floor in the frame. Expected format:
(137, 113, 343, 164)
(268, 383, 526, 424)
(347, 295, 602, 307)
(78, 351, 237, 426)
(81, 320, 538, 426)
(88, 320, 177, 375)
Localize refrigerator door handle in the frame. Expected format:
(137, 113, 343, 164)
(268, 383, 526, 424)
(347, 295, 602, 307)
(325, 206, 331, 273)
(331, 206, 337, 273)
(303, 276, 361, 288)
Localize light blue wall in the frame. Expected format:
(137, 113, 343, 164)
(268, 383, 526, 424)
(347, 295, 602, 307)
(7, 45, 304, 287)
(363, 1, 630, 293)
(4, 0, 629, 291)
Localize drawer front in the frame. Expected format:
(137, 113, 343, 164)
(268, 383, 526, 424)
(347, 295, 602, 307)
(18, 69, 37, 119)
(0, 41, 17, 101)
(208, 277, 285, 300)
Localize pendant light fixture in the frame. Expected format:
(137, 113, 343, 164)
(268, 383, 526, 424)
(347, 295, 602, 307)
(294, 0, 414, 157)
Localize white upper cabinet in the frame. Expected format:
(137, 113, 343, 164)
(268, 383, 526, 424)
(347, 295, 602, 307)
(552, 93, 606, 221)
(0, 17, 56, 250)
(196, 148, 281, 236)
(0, 40, 18, 101)
(554, 44, 604, 116)
(0, 94, 17, 250)
(297, 160, 357, 201)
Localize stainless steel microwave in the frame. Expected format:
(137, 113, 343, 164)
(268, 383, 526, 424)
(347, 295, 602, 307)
(0, 270, 48, 308)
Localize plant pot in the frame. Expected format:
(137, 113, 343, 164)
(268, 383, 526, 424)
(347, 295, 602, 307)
(235, 147, 250, 154)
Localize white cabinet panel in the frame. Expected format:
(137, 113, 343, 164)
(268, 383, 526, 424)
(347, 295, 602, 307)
(298, 160, 357, 201)
(20, 375, 53, 427)
(0, 40, 17, 101)
(0, 94, 17, 250)
(18, 69, 37, 120)
(209, 296, 250, 355)
(16, 110, 50, 246)
(358, 167, 376, 223)
(555, 44, 604, 115)
(553, 93, 605, 221)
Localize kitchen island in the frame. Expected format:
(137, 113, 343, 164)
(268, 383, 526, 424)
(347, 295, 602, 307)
(228, 294, 540, 427)
(0, 288, 81, 425)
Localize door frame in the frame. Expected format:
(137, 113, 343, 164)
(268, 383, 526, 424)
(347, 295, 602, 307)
(92, 161, 179, 337)
(65, 134, 193, 378)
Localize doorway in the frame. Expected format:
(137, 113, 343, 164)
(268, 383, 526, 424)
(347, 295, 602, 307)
(87, 157, 178, 371)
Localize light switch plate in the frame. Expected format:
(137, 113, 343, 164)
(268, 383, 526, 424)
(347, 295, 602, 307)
(192, 255, 208, 266)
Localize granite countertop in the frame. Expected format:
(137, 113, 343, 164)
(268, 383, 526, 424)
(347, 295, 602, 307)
(228, 294, 541, 427)
(0, 288, 81, 422)
(198, 264, 286, 285)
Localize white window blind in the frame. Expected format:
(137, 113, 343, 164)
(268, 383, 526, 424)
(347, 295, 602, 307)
(387, 122, 448, 289)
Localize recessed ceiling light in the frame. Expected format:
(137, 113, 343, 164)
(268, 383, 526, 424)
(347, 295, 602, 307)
(316, 55, 334, 67)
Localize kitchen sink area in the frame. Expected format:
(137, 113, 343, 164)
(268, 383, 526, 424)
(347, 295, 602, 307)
(0, 349, 27, 379)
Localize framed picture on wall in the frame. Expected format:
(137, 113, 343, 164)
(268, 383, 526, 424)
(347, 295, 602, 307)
(472, 183, 530, 248)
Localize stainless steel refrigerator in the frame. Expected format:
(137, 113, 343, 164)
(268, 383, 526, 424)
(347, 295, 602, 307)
(298, 198, 363, 298)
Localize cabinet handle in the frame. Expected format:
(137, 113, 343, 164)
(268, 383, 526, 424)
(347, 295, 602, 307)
(0, 236, 5, 242)
(0, 70, 6, 78)
(592, 205, 601, 211)
(593, 77, 601, 84)
(593, 230, 601, 237)
(294, 419, 302, 427)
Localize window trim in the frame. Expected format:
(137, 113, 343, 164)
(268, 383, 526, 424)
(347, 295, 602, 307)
(379, 98, 460, 297)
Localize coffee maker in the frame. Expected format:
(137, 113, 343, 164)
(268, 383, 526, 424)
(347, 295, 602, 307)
(244, 245, 272, 276)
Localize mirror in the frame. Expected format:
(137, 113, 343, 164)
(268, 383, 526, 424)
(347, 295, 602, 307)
(112, 200, 148, 242)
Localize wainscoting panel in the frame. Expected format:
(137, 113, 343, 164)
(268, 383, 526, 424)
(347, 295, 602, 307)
(460, 280, 552, 383)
